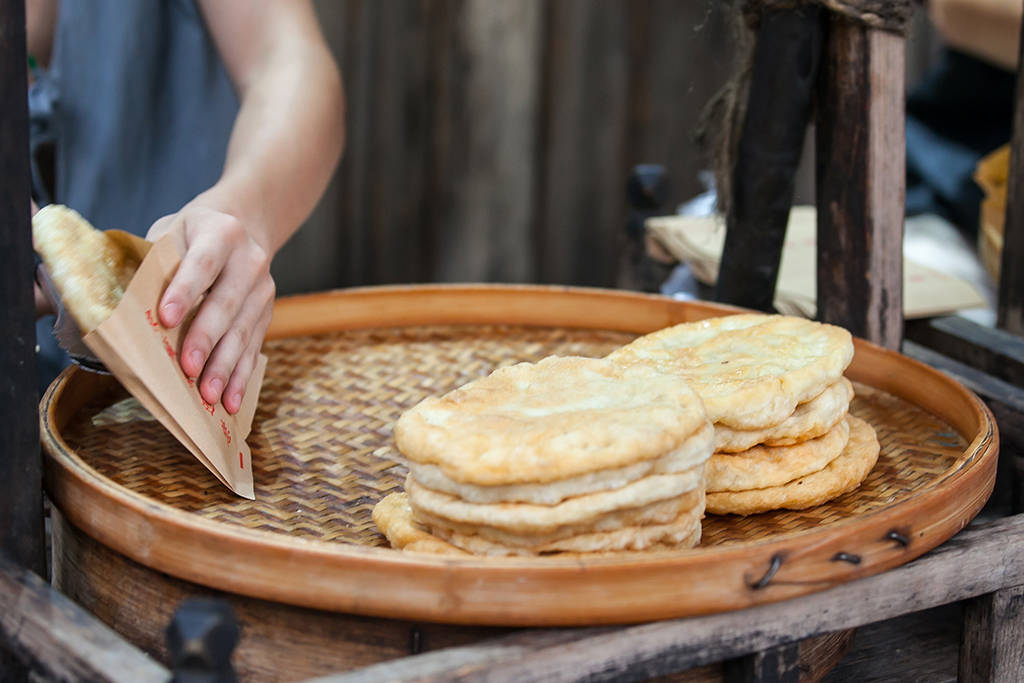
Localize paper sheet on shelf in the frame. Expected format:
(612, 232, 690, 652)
(646, 206, 988, 319)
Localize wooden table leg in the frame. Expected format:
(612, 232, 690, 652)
(815, 18, 905, 350)
(722, 642, 800, 683)
(959, 584, 1024, 683)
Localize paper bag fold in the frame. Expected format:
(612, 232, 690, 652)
(82, 234, 263, 499)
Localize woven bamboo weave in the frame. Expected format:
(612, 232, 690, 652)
(60, 324, 966, 550)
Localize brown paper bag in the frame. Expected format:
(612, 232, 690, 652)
(81, 233, 264, 499)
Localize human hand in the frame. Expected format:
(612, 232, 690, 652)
(147, 202, 275, 414)
(34, 280, 54, 317)
(30, 199, 55, 318)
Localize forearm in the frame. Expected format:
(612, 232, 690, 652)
(149, 1, 344, 412)
(26, 0, 58, 68)
(196, 6, 344, 256)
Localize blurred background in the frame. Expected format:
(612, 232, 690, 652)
(275, 1, 948, 297)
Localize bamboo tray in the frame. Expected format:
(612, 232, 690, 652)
(41, 285, 999, 627)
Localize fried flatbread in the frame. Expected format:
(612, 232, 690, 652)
(706, 416, 851, 493)
(374, 492, 703, 557)
(705, 415, 879, 515)
(407, 422, 713, 505)
(607, 314, 854, 430)
(395, 355, 710, 485)
(414, 486, 705, 546)
(405, 466, 705, 534)
(432, 507, 703, 557)
(372, 492, 467, 555)
(32, 205, 145, 334)
(714, 378, 854, 452)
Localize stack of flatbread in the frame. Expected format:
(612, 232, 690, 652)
(607, 314, 879, 515)
(373, 356, 713, 556)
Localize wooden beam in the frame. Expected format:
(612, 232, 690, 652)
(0, 552, 167, 681)
(902, 340, 1024, 513)
(310, 515, 1024, 683)
(722, 642, 800, 683)
(815, 20, 905, 349)
(714, 6, 824, 312)
(904, 315, 1024, 389)
(959, 584, 1024, 683)
(997, 17, 1024, 334)
(0, 0, 45, 576)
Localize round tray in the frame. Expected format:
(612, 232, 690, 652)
(41, 285, 999, 627)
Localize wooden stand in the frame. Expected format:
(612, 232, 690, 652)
(815, 18, 904, 349)
(50, 508, 862, 682)
(4, 3, 1024, 682)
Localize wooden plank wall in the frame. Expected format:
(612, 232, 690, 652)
(273, 0, 732, 295)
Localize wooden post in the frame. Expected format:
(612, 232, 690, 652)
(0, 0, 45, 575)
(815, 19, 905, 349)
(722, 641, 800, 683)
(713, 5, 825, 312)
(997, 18, 1024, 335)
(959, 584, 1024, 683)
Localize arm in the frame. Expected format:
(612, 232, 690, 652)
(26, 0, 58, 69)
(148, 0, 344, 414)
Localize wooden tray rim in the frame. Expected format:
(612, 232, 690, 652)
(41, 284, 999, 626)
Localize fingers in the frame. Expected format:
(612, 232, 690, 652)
(145, 213, 177, 242)
(192, 264, 274, 410)
(149, 205, 276, 413)
(157, 214, 241, 330)
(182, 235, 272, 375)
(220, 304, 273, 414)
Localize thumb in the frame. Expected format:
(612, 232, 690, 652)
(145, 214, 178, 242)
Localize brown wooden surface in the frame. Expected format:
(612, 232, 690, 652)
(722, 643, 800, 683)
(0, 548, 167, 682)
(52, 509, 506, 682)
(311, 515, 1024, 682)
(815, 20, 905, 349)
(997, 17, 1024, 334)
(904, 315, 1024, 389)
(959, 583, 1024, 683)
(279, 2, 732, 294)
(52, 510, 853, 683)
(39, 286, 997, 628)
(822, 603, 961, 682)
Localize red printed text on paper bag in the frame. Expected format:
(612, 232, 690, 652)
(82, 235, 265, 499)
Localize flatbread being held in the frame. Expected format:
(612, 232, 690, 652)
(32, 205, 147, 334)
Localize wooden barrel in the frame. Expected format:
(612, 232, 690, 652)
(41, 286, 997, 680)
